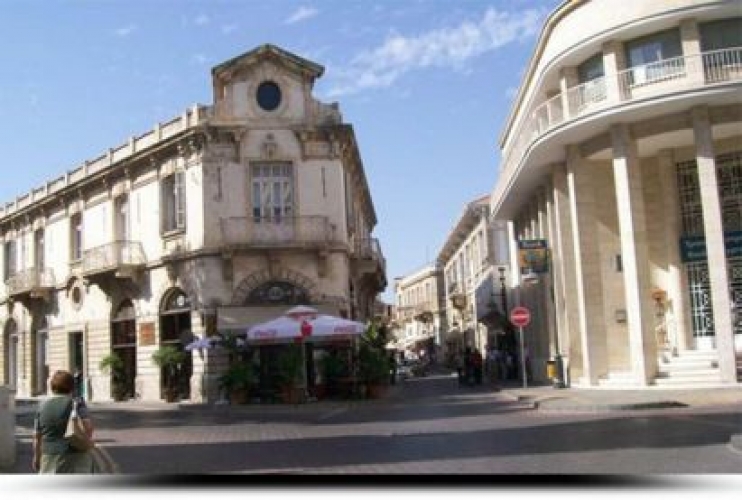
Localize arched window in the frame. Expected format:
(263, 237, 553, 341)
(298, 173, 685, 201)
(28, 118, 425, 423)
(246, 281, 309, 305)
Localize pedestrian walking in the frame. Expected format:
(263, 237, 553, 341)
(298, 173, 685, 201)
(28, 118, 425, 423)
(455, 351, 464, 385)
(472, 349, 483, 385)
(505, 351, 515, 380)
(32, 370, 97, 474)
(487, 347, 501, 384)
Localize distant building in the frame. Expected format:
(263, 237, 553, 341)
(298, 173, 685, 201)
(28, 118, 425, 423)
(437, 195, 500, 365)
(490, 0, 742, 387)
(393, 265, 444, 361)
(1, 44, 386, 401)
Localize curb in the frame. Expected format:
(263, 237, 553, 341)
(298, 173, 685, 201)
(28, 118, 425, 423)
(533, 399, 688, 412)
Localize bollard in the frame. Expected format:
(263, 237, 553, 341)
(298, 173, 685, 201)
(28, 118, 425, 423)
(0, 386, 16, 468)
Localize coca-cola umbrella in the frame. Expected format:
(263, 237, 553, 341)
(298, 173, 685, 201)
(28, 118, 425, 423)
(246, 308, 366, 342)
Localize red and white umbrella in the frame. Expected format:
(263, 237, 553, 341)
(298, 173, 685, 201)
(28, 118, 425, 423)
(246, 306, 365, 342)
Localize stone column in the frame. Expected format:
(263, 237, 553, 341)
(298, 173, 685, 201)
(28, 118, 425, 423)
(544, 182, 559, 359)
(559, 67, 579, 120)
(692, 106, 736, 383)
(611, 124, 658, 385)
(680, 19, 704, 87)
(602, 40, 627, 104)
(551, 163, 580, 382)
(657, 149, 692, 352)
(567, 145, 608, 385)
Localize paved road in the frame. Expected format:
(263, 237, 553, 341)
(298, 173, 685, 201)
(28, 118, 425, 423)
(8, 373, 742, 475)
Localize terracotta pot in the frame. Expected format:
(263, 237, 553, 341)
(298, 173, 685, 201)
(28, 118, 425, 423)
(230, 388, 250, 405)
(281, 385, 301, 404)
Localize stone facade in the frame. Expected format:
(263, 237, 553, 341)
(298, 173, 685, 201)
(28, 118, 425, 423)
(392, 265, 444, 361)
(490, 0, 742, 387)
(436, 196, 501, 366)
(0, 45, 386, 402)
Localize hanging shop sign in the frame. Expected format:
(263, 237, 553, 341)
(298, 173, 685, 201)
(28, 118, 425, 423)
(518, 239, 549, 274)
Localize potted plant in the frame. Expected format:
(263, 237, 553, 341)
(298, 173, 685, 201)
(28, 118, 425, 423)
(358, 345, 390, 399)
(152, 345, 187, 402)
(277, 343, 304, 404)
(99, 352, 127, 401)
(218, 362, 255, 404)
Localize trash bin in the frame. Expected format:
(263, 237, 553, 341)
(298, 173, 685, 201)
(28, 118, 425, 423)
(546, 359, 556, 380)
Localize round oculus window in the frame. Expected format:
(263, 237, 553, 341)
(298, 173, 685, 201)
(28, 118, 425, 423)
(256, 81, 281, 111)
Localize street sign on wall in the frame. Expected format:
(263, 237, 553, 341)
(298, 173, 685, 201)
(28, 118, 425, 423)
(517, 239, 549, 273)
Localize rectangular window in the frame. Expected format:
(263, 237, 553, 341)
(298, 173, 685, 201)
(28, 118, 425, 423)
(162, 172, 186, 233)
(70, 214, 82, 261)
(625, 29, 683, 85)
(700, 18, 742, 51)
(251, 162, 293, 222)
(578, 53, 605, 82)
(115, 196, 129, 241)
(4, 239, 17, 278)
(34, 229, 45, 270)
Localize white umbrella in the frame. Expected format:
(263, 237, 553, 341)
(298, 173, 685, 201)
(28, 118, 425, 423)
(245, 309, 365, 342)
(309, 315, 365, 338)
(185, 336, 215, 351)
(285, 305, 319, 319)
(246, 315, 306, 341)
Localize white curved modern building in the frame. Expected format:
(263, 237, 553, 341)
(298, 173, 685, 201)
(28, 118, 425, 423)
(490, 0, 742, 387)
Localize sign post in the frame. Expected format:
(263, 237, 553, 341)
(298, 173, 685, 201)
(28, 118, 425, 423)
(510, 306, 531, 388)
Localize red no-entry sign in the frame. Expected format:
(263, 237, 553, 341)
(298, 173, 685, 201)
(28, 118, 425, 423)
(510, 306, 531, 328)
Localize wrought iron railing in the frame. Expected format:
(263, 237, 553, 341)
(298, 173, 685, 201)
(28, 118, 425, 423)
(354, 237, 384, 261)
(81, 240, 146, 275)
(501, 46, 742, 178)
(5, 267, 56, 296)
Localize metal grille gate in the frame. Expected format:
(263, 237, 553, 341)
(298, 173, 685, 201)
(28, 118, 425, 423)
(677, 152, 742, 344)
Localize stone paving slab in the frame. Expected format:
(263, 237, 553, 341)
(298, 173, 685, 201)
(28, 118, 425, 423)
(4, 378, 741, 474)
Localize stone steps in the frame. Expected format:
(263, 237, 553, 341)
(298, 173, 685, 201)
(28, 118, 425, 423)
(654, 349, 721, 387)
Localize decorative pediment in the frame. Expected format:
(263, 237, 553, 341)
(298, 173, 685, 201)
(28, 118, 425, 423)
(212, 44, 324, 87)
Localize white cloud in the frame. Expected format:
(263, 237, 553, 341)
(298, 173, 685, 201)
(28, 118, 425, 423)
(221, 23, 238, 35)
(191, 53, 209, 65)
(194, 14, 210, 26)
(113, 24, 137, 37)
(326, 7, 546, 97)
(285, 6, 318, 25)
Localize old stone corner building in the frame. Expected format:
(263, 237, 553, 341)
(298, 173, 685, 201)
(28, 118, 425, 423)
(0, 44, 386, 402)
(491, 0, 742, 387)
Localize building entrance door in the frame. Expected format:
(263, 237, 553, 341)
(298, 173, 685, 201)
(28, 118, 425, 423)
(112, 300, 137, 400)
(160, 289, 192, 400)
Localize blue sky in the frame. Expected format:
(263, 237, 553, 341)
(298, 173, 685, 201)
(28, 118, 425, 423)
(0, 0, 558, 302)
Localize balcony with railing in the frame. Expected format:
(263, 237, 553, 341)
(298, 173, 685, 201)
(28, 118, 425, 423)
(501, 47, 742, 179)
(351, 237, 386, 282)
(6, 267, 56, 299)
(220, 215, 337, 249)
(81, 240, 147, 278)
